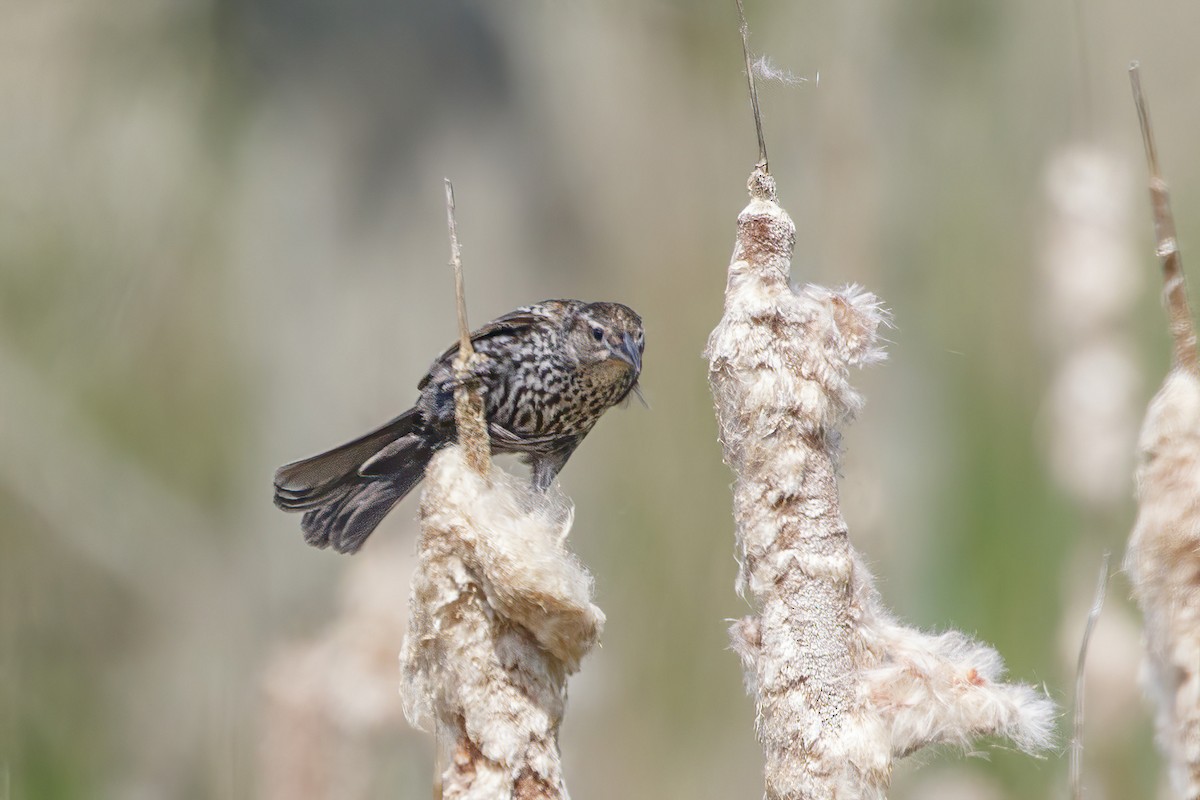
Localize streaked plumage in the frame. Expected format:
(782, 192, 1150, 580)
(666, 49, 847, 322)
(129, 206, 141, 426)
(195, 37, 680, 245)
(273, 299, 644, 554)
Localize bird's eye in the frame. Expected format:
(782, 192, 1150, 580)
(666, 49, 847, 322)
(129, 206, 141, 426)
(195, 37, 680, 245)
(591, 325, 605, 342)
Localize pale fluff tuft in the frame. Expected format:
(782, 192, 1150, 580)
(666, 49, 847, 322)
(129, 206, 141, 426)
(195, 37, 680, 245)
(751, 55, 814, 87)
(1126, 367, 1200, 799)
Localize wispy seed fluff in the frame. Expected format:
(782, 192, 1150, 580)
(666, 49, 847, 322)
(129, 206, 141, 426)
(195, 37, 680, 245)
(400, 447, 603, 800)
(1126, 366, 1200, 799)
(706, 167, 1055, 800)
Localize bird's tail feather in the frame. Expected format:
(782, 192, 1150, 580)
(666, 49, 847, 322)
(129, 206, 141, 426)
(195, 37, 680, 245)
(273, 408, 434, 553)
(274, 408, 421, 508)
(298, 446, 430, 553)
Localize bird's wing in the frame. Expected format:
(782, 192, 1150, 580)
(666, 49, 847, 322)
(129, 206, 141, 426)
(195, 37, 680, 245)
(418, 303, 571, 390)
(487, 422, 563, 454)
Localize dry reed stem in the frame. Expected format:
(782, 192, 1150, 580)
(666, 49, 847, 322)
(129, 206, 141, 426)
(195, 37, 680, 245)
(1125, 64, 1200, 800)
(1130, 64, 1197, 373)
(398, 184, 602, 799)
(706, 165, 1055, 800)
(734, 0, 768, 171)
(1070, 553, 1111, 800)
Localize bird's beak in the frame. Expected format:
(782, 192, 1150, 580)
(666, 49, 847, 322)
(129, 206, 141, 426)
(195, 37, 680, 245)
(614, 332, 642, 374)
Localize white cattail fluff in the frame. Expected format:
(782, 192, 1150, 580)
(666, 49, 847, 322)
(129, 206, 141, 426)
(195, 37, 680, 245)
(1126, 366, 1200, 799)
(400, 446, 604, 800)
(706, 167, 1056, 800)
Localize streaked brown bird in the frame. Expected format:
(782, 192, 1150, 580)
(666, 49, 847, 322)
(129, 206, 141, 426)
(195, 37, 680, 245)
(273, 299, 645, 554)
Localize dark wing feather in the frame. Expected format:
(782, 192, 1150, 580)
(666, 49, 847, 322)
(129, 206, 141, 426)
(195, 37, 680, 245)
(487, 422, 562, 454)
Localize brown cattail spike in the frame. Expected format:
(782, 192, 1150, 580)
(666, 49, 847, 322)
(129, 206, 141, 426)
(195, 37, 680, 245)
(1129, 64, 1198, 372)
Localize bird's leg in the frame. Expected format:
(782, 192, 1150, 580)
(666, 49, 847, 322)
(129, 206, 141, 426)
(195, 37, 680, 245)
(529, 441, 580, 491)
(530, 456, 559, 492)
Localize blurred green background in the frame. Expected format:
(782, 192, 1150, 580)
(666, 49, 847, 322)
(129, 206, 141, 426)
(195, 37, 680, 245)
(3, 0, 1196, 797)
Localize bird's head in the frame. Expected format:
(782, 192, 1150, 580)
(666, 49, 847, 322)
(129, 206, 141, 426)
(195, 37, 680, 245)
(566, 301, 644, 380)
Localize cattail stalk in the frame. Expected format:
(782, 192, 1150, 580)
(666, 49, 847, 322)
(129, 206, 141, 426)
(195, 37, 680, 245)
(398, 182, 604, 799)
(1124, 63, 1200, 800)
(706, 165, 1055, 799)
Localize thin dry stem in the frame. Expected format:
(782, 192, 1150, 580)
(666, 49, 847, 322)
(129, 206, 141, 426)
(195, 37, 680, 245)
(735, 0, 768, 171)
(1068, 0, 1093, 134)
(443, 178, 490, 476)
(1070, 552, 1111, 800)
(445, 178, 473, 359)
(1129, 64, 1198, 372)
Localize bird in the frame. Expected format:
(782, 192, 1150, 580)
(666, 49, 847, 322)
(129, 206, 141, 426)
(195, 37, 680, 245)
(273, 299, 645, 554)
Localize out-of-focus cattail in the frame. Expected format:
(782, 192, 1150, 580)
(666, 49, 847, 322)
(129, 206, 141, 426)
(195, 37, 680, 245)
(1038, 144, 1140, 509)
(706, 165, 1055, 800)
(1036, 142, 1144, 797)
(1125, 64, 1200, 800)
(260, 545, 416, 800)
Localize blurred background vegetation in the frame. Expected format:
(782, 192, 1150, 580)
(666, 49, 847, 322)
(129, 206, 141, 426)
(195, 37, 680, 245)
(3, 0, 1198, 797)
